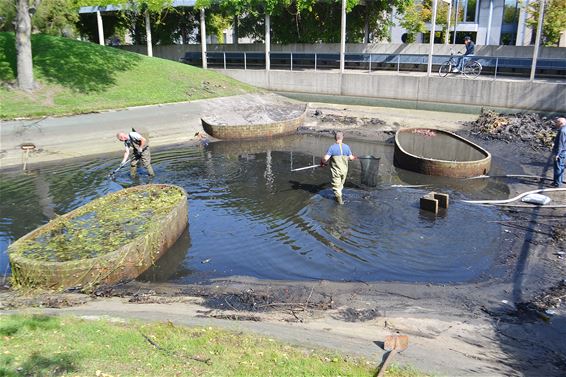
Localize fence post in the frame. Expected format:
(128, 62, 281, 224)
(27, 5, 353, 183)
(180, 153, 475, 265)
(315, 53, 317, 71)
(244, 52, 247, 70)
(369, 54, 372, 73)
(290, 52, 293, 71)
(223, 52, 226, 70)
(397, 55, 400, 73)
(494, 57, 498, 80)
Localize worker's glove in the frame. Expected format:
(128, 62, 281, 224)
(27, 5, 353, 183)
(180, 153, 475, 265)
(320, 159, 327, 167)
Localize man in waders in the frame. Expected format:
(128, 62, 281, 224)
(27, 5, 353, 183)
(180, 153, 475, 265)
(116, 130, 155, 178)
(320, 131, 357, 204)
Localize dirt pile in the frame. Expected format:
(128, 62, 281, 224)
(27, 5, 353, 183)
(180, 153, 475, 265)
(465, 110, 556, 150)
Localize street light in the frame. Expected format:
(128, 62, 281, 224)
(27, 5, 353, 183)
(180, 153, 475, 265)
(442, 0, 452, 45)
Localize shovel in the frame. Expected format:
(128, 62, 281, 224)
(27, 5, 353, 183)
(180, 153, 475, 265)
(376, 335, 409, 377)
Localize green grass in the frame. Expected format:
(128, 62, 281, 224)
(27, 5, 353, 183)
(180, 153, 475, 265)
(0, 32, 257, 119)
(0, 314, 427, 377)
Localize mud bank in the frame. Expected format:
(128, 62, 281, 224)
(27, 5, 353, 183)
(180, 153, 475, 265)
(2, 103, 566, 376)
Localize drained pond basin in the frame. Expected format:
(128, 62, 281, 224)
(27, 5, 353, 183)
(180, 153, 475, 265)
(0, 134, 511, 285)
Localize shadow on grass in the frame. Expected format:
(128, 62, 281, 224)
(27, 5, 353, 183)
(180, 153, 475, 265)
(0, 352, 78, 377)
(0, 315, 77, 376)
(0, 33, 17, 81)
(0, 32, 142, 93)
(0, 314, 59, 336)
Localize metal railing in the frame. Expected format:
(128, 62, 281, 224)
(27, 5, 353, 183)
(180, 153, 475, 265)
(180, 51, 566, 80)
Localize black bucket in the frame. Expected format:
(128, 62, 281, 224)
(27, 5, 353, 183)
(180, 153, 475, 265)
(359, 155, 380, 187)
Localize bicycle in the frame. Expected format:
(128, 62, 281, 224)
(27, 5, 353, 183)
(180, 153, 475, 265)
(439, 50, 482, 78)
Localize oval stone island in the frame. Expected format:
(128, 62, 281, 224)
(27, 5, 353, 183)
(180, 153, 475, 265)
(394, 128, 492, 178)
(8, 184, 188, 291)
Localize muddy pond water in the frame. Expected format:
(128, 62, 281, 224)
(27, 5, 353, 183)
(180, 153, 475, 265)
(0, 134, 511, 284)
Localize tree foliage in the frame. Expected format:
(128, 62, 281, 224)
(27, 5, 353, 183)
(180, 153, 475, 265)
(193, 0, 410, 43)
(398, 1, 425, 43)
(526, 0, 566, 46)
(1, 0, 79, 36)
(401, 0, 463, 43)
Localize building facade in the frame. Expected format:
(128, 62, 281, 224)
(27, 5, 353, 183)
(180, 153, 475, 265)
(390, 0, 534, 46)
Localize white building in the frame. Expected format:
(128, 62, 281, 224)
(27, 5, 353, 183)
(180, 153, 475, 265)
(390, 0, 538, 46)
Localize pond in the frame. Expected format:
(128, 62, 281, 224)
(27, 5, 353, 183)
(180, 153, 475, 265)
(0, 134, 510, 284)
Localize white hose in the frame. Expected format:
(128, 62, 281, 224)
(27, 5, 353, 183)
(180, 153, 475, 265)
(488, 204, 566, 208)
(463, 188, 566, 204)
(465, 174, 551, 181)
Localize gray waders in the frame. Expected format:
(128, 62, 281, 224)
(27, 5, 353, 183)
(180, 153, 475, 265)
(130, 147, 155, 178)
(330, 155, 349, 204)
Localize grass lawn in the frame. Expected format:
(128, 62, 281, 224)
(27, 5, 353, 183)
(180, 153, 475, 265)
(0, 314, 427, 377)
(0, 33, 257, 119)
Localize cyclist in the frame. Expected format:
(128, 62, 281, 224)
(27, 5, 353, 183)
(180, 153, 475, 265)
(453, 36, 475, 72)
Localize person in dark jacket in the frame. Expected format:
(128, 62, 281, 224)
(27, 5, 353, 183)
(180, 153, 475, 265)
(454, 36, 475, 72)
(552, 117, 566, 187)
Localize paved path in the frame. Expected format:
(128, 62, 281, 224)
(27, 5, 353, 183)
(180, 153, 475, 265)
(0, 94, 475, 170)
(0, 100, 204, 170)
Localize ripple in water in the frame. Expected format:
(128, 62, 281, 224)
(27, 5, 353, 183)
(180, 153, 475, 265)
(0, 135, 508, 283)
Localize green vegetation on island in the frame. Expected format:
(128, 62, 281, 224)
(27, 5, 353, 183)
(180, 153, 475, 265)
(9, 185, 185, 262)
(0, 314, 427, 377)
(0, 32, 257, 119)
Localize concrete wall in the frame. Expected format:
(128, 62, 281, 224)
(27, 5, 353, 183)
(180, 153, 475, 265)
(218, 69, 566, 113)
(119, 43, 566, 61)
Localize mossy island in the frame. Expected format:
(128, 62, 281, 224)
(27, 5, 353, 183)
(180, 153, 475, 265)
(8, 184, 188, 291)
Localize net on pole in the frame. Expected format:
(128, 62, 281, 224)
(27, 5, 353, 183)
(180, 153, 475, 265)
(359, 156, 380, 187)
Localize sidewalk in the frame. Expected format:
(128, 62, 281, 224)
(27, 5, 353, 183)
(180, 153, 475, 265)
(0, 100, 204, 170)
(0, 94, 476, 170)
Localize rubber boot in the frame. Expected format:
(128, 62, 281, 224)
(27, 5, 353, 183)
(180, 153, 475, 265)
(336, 194, 344, 205)
(146, 164, 155, 177)
(130, 166, 138, 179)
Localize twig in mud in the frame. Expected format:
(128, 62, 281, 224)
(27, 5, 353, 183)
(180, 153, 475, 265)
(304, 286, 314, 311)
(141, 332, 166, 352)
(289, 309, 302, 322)
(224, 296, 239, 311)
(256, 302, 309, 310)
(494, 222, 554, 236)
(141, 331, 212, 365)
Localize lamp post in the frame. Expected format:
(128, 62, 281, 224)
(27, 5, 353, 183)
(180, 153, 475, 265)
(427, 0, 439, 76)
(444, 0, 452, 45)
(530, 0, 545, 81)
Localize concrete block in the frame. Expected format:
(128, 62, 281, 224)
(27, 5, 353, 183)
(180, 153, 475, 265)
(433, 193, 449, 209)
(420, 195, 438, 214)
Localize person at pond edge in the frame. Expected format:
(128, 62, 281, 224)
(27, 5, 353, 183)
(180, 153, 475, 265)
(552, 117, 566, 188)
(320, 131, 357, 204)
(116, 130, 155, 178)
(453, 36, 475, 73)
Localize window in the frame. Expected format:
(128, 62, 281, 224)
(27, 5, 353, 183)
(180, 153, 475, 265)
(465, 0, 477, 22)
(500, 0, 519, 45)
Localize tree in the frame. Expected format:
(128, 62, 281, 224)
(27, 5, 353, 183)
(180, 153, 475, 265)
(15, 0, 39, 91)
(194, 0, 411, 44)
(527, 0, 566, 46)
(33, 0, 79, 37)
(398, 1, 425, 43)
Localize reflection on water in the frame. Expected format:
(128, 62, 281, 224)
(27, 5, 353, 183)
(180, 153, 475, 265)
(0, 134, 509, 283)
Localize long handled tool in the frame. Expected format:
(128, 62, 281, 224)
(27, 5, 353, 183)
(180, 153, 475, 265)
(291, 164, 321, 172)
(376, 335, 409, 377)
(108, 159, 131, 180)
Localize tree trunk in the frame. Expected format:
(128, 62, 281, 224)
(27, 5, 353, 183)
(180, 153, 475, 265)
(15, 0, 35, 91)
